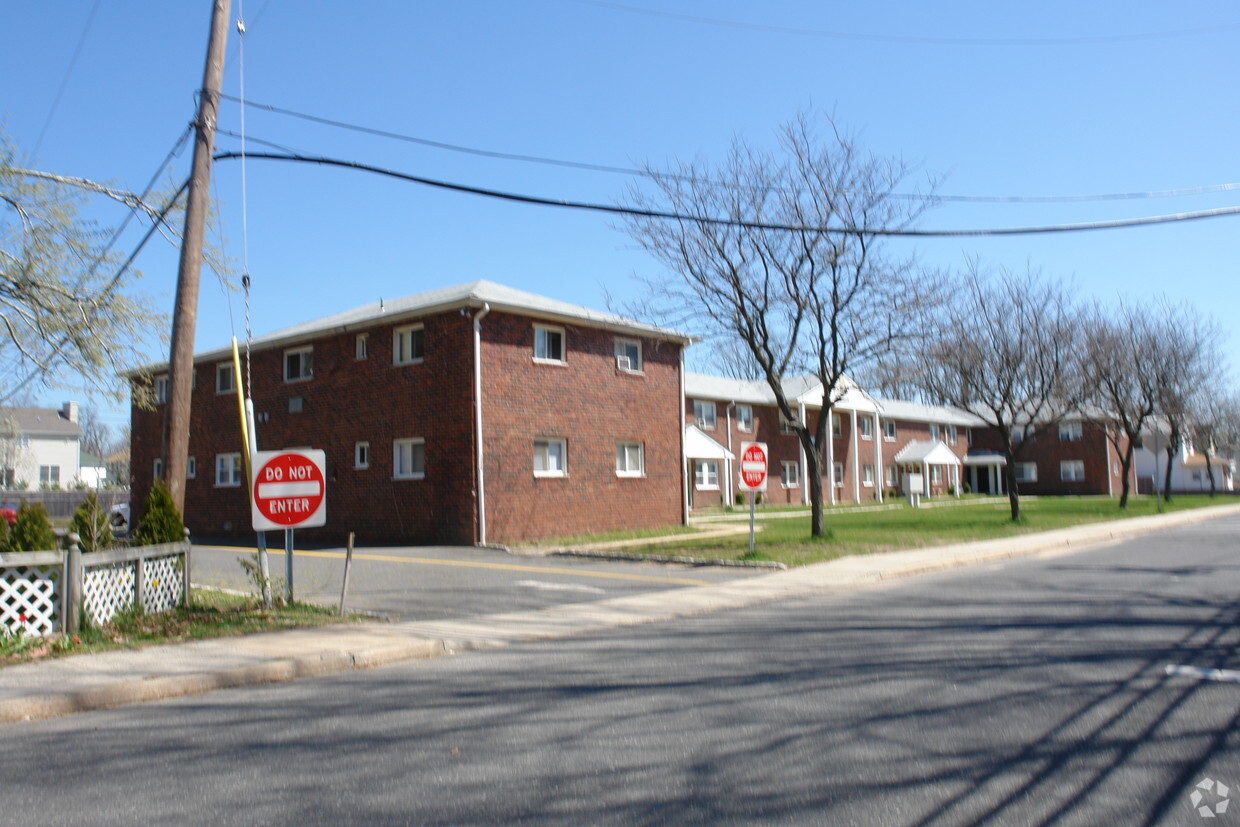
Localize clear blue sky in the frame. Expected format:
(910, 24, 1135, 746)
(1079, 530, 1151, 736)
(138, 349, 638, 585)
(4, 1, 1239, 433)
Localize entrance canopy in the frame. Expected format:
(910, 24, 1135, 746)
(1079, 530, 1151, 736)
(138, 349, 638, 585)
(684, 425, 734, 461)
(894, 440, 960, 466)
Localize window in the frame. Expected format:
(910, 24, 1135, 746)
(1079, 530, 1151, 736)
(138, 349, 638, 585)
(781, 461, 799, 488)
(355, 442, 370, 469)
(931, 466, 943, 484)
(614, 338, 642, 372)
(355, 334, 369, 360)
(929, 424, 940, 441)
(154, 375, 169, 404)
(216, 363, 235, 394)
(859, 417, 873, 440)
(694, 460, 719, 489)
(883, 420, 897, 442)
(39, 465, 60, 486)
(1059, 421, 1083, 442)
(832, 414, 842, 438)
(534, 325, 565, 363)
(833, 462, 844, 486)
(284, 346, 313, 382)
(885, 464, 898, 487)
(533, 438, 566, 477)
(215, 453, 242, 487)
(735, 404, 753, 432)
(1192, 469, 1204, 482)
(394, 438, 426, 479)
(616, 442, 644, 476)
(153, 458, 163, 480)
(1060, 460, 1085, 482)
(863, 464, 875, 487)
(948, 425, 958, 445)
(780, 413, 799, 435)
(394, 324, 425, 365)
(1014, 463, 1037, 483)
(186, 456, 196, 479)
(288, 397, 304, 414)
(693, 400, 716, 430)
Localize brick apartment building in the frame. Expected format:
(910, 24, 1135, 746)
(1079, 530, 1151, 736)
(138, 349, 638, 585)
(969, 414, 1131, 497)
(130, 281, 690, 545)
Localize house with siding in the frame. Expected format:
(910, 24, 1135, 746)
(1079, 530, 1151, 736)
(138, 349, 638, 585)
(129, 281, 690, 545)
(0, 403, 83, 490)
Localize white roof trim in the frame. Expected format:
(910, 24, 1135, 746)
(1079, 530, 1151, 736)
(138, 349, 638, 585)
(894, 440, 961, 466)
(684, 425, 735, 460)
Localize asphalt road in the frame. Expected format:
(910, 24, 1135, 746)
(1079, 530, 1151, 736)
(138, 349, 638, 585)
(189, 540, 765, 620)
(10, 517, 1240, 825)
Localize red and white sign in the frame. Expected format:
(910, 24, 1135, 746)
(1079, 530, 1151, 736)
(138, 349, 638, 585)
(738, 441, 768, 492)
(251, 449, 327, 531)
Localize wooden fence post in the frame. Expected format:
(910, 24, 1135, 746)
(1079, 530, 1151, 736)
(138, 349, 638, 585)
(65, 533, 82, 636)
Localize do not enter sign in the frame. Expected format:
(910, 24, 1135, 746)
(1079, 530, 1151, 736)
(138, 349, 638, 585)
(251, 449, 327, 531)
(738, 441, 768, 492)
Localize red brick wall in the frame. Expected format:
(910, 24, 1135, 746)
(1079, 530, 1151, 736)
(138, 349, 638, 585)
(969, 421, 1131, 496)
(481, 312, 684, 543)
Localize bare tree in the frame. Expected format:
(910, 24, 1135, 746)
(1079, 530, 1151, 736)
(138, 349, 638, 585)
(0, 132, 171, 402)
(914, 265, 1082, 521)
(1080, 301, 1167, 508)
(0, 414, 27, 489)
(77, 404, 112, 460)
(1192, 393, 1240, 496)
(621, 113, 936, 537)
(1153, 303, 1221, 502)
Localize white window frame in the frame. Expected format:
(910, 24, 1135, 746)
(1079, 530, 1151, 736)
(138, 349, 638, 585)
(1060, 460, 1085, 482)
(215, 363, 235, 394)
(533, 324, 566, 364)
(781, 461, 799, 488)
(39, 465, 60, 486)
(355, 442, 370, 470)
(929, 424, 940, 441)
(534, 438, 567, 477)
(948, 425, 958, 445)
(154, 375, 169, 404)
(186, 456, 197, 479)
(393, 438, 426, 480)
(833, 462, 844, 486)
(215, 453, 243, 487)
(1059, 421, 1083, 442)
(693, 400, 717, 430)
(393, 323, 425, 366)
(931, 466, 943, 485)
(832, 414, 842, 438)
(860, 417, 873, 440)
(616, 442, 644, 477)
(863, 463, 875, 487)
(284, 346, 313, 382)
(694, 460, 719, 490)
(1014, 462, 1038, 483)
(885, 464, 898, 487)
(883, 420, 897, 442)
(735, 404, 753, 432)
(355, 333, 369, 360)
(614, 338, 642, 373)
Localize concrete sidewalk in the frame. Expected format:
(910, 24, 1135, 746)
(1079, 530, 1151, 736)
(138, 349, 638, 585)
(3, 504, 1237, 725)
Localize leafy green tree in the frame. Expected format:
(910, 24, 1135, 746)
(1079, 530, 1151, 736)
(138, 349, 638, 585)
(132, 479, 185, 545)
(0, 512, 11, 553)
(9, 501, 55, 551)
(68, 492, 112, 552)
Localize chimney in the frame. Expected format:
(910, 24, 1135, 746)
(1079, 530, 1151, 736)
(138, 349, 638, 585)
(62, 401, 78, 423)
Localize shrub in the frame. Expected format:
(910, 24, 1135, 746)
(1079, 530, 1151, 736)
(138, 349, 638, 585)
(10, 502, 56, 551)
(133, 480, 186, 546)
(69, 492, 113, 552)
(0, 515, 10, 553)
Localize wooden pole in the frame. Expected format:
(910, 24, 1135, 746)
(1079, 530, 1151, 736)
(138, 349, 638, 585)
(165, 0, 231, 513)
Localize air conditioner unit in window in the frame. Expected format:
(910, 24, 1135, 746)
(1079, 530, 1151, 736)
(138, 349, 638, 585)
(616, 355, 632, 371)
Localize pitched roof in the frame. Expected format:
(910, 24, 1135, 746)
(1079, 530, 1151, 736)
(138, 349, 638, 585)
(684, 425, 735, 460)
(0, 406, 82, 439)
(894, 440, 961, 466)
(131, 280, 693, 372)
(877, 399, 988, 427)
(684, 372, 879, 412)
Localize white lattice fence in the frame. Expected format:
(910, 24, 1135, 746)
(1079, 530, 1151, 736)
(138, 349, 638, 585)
(142, 555, 184, 614)
(83, 561, 135, 626)
(0, 553, 62, 637)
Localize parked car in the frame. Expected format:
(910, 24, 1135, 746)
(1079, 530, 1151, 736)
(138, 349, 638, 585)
(109, 502, 130, 534)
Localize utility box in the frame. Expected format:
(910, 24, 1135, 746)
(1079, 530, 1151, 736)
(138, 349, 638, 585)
(903, 473, 924, 507)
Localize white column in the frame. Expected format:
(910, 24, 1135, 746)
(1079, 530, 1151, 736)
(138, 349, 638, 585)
(850, 409, 861, 504)
(823, 404, 835, 506)
(874, 412, 883, 503)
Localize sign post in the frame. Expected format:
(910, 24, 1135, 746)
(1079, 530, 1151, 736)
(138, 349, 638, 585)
(251, 449, 327, 604)
(737, 442, 768, 554)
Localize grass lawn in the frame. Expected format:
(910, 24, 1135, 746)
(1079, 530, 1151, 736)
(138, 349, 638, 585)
(619, 495, 1234, 568)
(0, 588, 369, 667)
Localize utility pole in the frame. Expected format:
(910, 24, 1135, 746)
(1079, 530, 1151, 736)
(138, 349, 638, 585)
(165, 0, 231, 512)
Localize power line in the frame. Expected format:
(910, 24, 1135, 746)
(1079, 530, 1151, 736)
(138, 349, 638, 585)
(211, 149, 1240, 237)
(216, 95, 1240, 204)
(566, 0, 1240, 46)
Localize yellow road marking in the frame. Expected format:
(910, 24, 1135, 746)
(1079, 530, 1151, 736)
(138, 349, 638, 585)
(196, 545, 711, 586)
